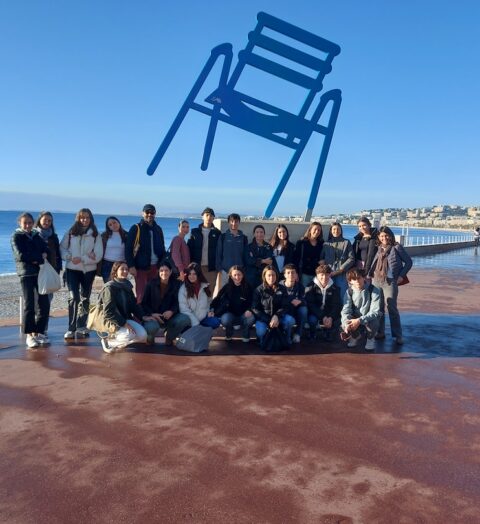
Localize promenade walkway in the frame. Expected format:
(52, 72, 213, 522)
(1, 255, 480, 522)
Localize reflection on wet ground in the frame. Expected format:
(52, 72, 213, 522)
(413, 246, 480, 278)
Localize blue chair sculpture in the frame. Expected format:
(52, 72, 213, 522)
(147, 12, 342, 220)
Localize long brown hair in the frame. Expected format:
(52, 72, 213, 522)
(69, 208, 98, 237)
(34, 211, 56, 234)
(183, 262, 211, 298)
(102, 216, 127, 242)
(301, 221, 323, 242)
(261, 265, 279, 289)
(270, 224, 290, 250)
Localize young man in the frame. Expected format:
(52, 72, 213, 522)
(340, 268, 381, 351)
(305, 263, 341, 341)
(279, 264, 307, 343)
(216, 213, 248, 291)
(187, 207, 221, 294)
(125, 204, 165, 303)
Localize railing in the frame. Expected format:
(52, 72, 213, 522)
(402, 234, 473, 247)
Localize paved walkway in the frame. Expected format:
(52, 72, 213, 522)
(1, 266, 480, 523)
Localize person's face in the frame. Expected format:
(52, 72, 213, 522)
(254, 228, 265, 243)
(350, 276, 365, 291)
(143, 210, 155, 225)
(310, 225, 321, 239)
(19, 216, 34, 233)
(179, 222, 190, 235)
(378, 232, 390, 246)
(159, 265, 172, 282)
(116, 263, 129, 279)
(39, 215, 52, 229)
(230, 269, 243, 286)
(317, 272, 330, 287)
(107, 218, 120, 232)
(187, 270, 198, 283)
(331, 225, 341, 238)
(264, 270, 276, 286)
(79, 213, 91, 228)
(229, 218, 239, 231)
(284, 268, 297, 283)
(358, 221, 370, 235)
(277, 227, 287, 241)
(202, 213, 214, 227)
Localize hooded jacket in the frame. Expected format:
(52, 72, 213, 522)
(305, 277, 341, 321)
(11, 228, 49, 277)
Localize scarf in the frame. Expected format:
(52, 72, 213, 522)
(374, 245, 391, 282)
(36, 227, 53, 241)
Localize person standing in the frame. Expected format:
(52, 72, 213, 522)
(216, 213, 248, 290)
(125, 204, 165, 303)
(99, 216, 127, 283)
(170, 220, 191, 279)
(60, 208, 103, 340)
(11, 212, 51, 348)
(245, 224, 277, 289)
(294, 222, 324, 287)
(187, 208, 220, 291)
(352, 216, 378, 274)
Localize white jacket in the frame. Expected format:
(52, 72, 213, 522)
(60, 229, 103, 273)
(178, 282, 211, 326)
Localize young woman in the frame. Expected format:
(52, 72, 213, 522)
(170, 220, 191, 279)
(352, 216, 378, 274)
(210, 265, 254, 342)
(11, 212, 51, 348)
(99, 216, 127, 283)
(100, 262, 148, 353)
(269, 224, 295, 275)
(60, 208, 103, 340)
(368, 226, 413, 345)
(245, 224, 277, 289)
(320, 222, 355, 302)
(178, 262, 218, 328)
(294, 222, 324, 287)
(142, 261, 191, 345)
(34, 211, 62, 274)
(251, 265, 295, 345)
(279, 264, 307, 343)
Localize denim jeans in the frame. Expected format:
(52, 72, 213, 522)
(256, 314, 296, 343)
(291, 305, 308, 335)
(332, 274, 348, 305)
(20, 275, 50, 334)
(143, 313, 191, 342)
(220, 312, 255, 338)
(101, 260, 115, 283)
(66, 269, 96, 332)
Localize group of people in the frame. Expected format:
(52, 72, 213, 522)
(11, 205, 413, 353)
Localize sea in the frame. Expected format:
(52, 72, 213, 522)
(0, 210, 473, 276)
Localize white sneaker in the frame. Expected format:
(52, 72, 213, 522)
(347, 337, 359, 348)
(36, 333, 50, 345)
(292, 334, 301, 344)
(26, 334, 39, 348)
(242, 337, 250, 343)
(64, 330, 75, 340)
(365, 338, 376, 351)
(101, 338, 115, 354)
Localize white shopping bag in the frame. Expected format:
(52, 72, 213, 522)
(38, 260, 62, 295)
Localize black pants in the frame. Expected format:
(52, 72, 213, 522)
(20, 276, 50, 334)
(66, 269, 96, 331)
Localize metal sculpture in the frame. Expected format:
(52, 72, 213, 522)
(147, 12, 342, 220)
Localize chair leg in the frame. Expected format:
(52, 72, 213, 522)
(201, 106, 221, 171)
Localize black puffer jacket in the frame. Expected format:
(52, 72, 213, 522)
(252, 284, 289, 323)
(187, 224, 221, 271)
(11, 229, 49, 277)
(352, 228, 378, 274)
(305, 279, 342, 321)
(142, 277, 181, 315)
(102, 279, 144, 329)
(125, 220, 165, 270)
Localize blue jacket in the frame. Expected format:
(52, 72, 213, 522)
(216, 230, 247, 272)
(125, 220, 165, 270)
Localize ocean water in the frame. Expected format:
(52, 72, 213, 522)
(1, 210, 472, 275)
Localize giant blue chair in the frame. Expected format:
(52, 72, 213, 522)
(147, 12, 342, 220)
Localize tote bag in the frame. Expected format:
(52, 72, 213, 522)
(38, 261, 62, 295)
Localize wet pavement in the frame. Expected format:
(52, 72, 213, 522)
(1, 262, 480, 523)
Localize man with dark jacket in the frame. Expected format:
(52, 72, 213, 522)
(125, 204, 165, 303)
(187, 207, 220, 294)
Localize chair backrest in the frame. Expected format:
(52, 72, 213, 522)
(228, 12, 341, 113)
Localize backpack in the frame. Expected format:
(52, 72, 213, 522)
(261, 327, 290, 352)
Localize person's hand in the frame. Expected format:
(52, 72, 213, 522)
(129, 267, 137, 277)
(207, 311, 215, 317)
(163, 310, 173, 320)
(291, 299, 301, 307)
(143, 315, 155, 321)
(72, 257, 81, 264)
(42, 253, 48, 259)
(262, 258, 273, 265)
(323, 316, 332, 329)
(347, 318, 360, 331)
(244, 310, 253, 318)
(397, 276, 405, 285)
(270, 315, 279, 328)
(87, 251, 96, 260)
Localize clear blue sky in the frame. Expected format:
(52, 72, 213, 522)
(1, 0, 479, 216)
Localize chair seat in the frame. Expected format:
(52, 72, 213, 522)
(205, 88, 309, 141)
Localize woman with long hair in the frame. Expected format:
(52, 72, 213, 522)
(251, 265, 295, 345)
(294, 221, 324, 287)
(178, 262, 218, 328)
(245, 224, 277, 289)
(34, 211, 62, 274)
(142, 261, 191, 345)
(210, 265, 254, 342)
(320, 222, 355, 302)
(11, 212, 51, 348)
(60, 208, 103, 340)
(99, 216, 127, 283)
(170, 219, 191, 280)
(352, 216, 378, 274)
(269, 224, 295, 275)
(100, 261, 148, 353)
(368, 226, 412, 345)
